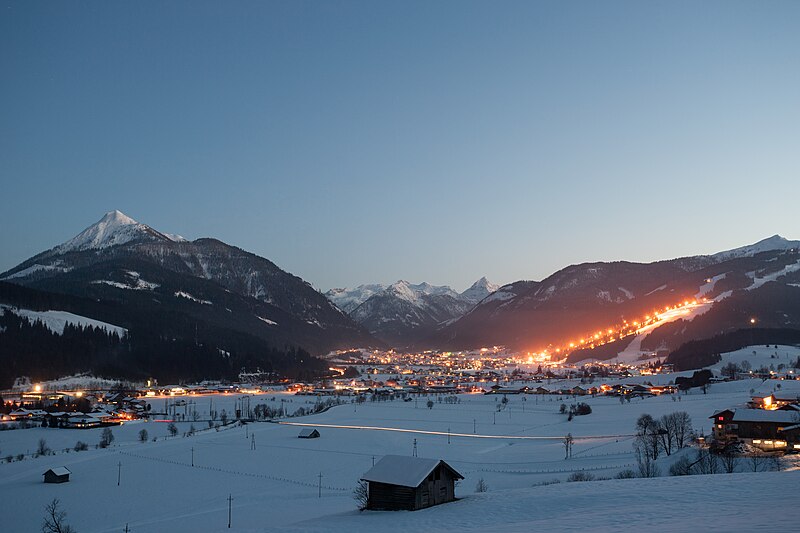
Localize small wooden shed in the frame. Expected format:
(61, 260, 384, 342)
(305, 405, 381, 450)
(360, 455, 463, 511)
(298, 428, 320, 439)
(43, 467, 71, 484)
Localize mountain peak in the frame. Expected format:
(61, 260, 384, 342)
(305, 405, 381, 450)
(460, 276, 499, 304)
(102, 210, 138, 225)
(53, 210, 172, 254)
(712, 234, 799, 261)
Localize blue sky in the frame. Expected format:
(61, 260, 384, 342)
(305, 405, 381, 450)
(1, 1, 798, 291)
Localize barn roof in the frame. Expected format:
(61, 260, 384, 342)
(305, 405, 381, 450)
(45, 467, 71, 477)
(731, 409, 800, 424)
(298, 428, 319, 437)
(361, 455, 463, 488)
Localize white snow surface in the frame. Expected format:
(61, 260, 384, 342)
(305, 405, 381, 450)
(745, 259, 800, 291)
(1, 370, 800, 532)
(174, 291, 212, 305)
(694, 273, 726, 299)
(608, 300, 715, 364)
(0, 305, 127, 336)
(1, 263, 73, 280)
(93, 271, 159, 291)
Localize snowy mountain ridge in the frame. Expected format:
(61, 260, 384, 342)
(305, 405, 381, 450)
(326, 277, 499, 346)
(712, 234, 799, 262)
(52, 210, 184, 255)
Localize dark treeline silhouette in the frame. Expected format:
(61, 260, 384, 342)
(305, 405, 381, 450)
(666, 328, 800, 371)
(0, 282, 325, 388)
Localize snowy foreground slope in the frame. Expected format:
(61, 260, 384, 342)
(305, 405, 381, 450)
(2, 347, 800, 532)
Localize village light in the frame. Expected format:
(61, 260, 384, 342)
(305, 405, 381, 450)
(34, 384, 41, 393)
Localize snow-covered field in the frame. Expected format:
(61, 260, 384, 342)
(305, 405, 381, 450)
(2, 346, 800, 532)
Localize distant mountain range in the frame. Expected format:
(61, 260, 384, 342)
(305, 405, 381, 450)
(2, 210, 798, 381)
(427, 235, 800, 364)
(0, 211, 379, 386)
(325, 278, 499, 346)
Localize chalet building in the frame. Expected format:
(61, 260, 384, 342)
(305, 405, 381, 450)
(43, 467, 71, 484)
(711, 405, 800, 452)
(748, 394, 800, 410)
(360, 455, 464, 511)
(298, 428, 320, 439)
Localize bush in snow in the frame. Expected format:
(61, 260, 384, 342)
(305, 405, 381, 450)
(99, 428, 114, 448)
(475, 478, 489, 492)
(567, 471, 595, 482)
(615, 469, 636, 479)
(73, 441, 88, 452)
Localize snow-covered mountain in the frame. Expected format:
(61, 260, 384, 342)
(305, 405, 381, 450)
(53, 210, 184, 255)
(325, 284, 387, 314)
(1, 211, 377, 356)
(712, 234, 800, 262)
(430, 235, 800, 359)
(326, 278, 498, 346)
(459, 276, 500, 304)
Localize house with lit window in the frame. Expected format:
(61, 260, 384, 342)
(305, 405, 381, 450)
(710, 405, 800, 452)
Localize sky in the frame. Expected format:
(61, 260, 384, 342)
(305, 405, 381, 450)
(1, 1, 799, 292)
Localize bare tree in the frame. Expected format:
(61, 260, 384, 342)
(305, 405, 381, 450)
(695, 448, 719, 475)
(633, 438, 660, 478)
(167, 423, 178, 437)
(748, 451, 768, 472)
(668, 455, 694, 476)
(138, 429, 149, 443)
(475, 478, 488, 492)
(720, 451, 738, 474)
(42, 499, 75, 533)
(353, 480, 369, 510)
(563, 433, 574, 459)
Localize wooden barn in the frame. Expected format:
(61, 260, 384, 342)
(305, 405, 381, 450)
(298, 428, 320, 439)
(360, 455, 463, 511)
(43, 467, 71, 484)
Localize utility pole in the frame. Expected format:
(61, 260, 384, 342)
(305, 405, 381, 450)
(493, 411, 496, 425)
(473, 418, 476, 434)
(227, 494, 233, 528)
(124, 524, 130, 533)
(412, 438, 418, 457)
(191, 447, 194, 467)
(447, 427, 451, 444)
(117, 461, 122, 486)
(251, 434, 256, 450)
(372, 456, 375, 466)
(318, 472, 323, 498)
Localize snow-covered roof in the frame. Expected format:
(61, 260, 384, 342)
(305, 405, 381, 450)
(360, 455, 463, 488)
(731, 410, 800, 424)
(45, 467, 71, 477)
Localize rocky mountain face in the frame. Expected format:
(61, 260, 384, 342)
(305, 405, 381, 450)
(326, 278, 499, 347)
(1, 211, 378, 358)
(428, 236, 800, 358)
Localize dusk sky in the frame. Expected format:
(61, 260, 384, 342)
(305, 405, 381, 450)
(2, 1, 798, 291)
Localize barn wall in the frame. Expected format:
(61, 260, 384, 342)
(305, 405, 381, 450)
(367, 482, 416, 511)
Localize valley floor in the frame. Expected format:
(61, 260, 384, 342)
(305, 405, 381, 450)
(1, 345, 799, 532)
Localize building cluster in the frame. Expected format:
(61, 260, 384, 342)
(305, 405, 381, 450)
(1, 390, 146, 429)
(711, 393, 800, 453)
